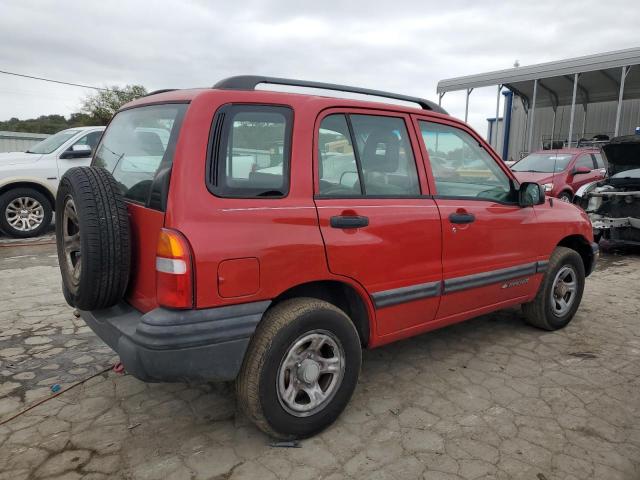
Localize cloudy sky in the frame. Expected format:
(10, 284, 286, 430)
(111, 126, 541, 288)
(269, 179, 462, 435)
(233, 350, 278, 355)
(1, 0, 638, 133)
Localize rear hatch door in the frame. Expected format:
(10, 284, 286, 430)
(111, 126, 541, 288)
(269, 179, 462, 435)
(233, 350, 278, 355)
(92, 103, 188, 312)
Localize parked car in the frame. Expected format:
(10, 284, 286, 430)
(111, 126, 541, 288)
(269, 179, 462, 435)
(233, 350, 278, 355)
(574, 135, 640, 247)
(55, 76, 598, 439)
(511, 148, 606, 202)
(0, 126, 105, 237)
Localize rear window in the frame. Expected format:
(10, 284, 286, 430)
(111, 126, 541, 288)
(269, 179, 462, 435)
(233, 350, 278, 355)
(93, 104, 187, 208)
(207, 104, 293, 198)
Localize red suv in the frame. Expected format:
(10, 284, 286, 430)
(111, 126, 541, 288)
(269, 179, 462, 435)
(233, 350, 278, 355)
(55, 76, 598, 439)
(511, 148, 607, 202)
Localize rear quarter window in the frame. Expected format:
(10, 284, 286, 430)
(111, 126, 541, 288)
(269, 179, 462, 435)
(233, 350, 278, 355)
(207, 104, 293, 198)
(93, 103, 187, 209)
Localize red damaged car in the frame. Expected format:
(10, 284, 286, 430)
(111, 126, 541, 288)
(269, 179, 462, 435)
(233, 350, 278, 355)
(55, 76, 598, 439)
(511, 148, 607, 202)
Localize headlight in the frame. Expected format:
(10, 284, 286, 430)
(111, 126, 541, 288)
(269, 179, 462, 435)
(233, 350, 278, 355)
(542, 183, 554, 192)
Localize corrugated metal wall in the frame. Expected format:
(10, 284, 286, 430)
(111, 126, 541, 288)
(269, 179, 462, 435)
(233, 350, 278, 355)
(505, 97, 640, 160)
(0, 131, 49, 153)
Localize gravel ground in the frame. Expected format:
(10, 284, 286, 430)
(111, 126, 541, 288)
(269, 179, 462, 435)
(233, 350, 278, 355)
(0, 236, 638, 480)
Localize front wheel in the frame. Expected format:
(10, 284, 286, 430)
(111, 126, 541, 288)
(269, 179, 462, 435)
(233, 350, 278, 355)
(523, 247, 585, 330)
(0, 188, 52, 238)
(557, 191, 573, 203)
(236, 298, 362, 439)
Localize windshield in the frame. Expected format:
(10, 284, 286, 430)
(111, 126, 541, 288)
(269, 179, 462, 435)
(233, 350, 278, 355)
(26, 129, 79, 154)
(512, 153, 574, 173)
(93, 104, 187, 208)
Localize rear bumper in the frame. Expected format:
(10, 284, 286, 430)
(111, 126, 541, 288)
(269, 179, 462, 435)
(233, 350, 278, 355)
(80, 300, 271, 382)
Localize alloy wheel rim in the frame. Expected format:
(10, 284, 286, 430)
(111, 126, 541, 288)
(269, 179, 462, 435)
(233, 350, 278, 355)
(550, 265, 577, 316)
(5, 196, 44, 232)
(62, 197, 82, 291)
(277, 329, 345, 417)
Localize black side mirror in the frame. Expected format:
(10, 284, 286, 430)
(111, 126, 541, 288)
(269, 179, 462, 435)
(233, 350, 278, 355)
(60, 144, 92, 159)
(519, 182, 546, 207)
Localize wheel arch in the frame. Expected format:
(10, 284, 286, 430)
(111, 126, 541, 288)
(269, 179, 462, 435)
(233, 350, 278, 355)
(557, 234, 594, 276)
(0, 181, 56, 211)
(270, 280, 373, 347)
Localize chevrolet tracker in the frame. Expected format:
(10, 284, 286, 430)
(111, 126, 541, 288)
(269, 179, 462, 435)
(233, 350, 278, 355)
(55, 76, 598, 439)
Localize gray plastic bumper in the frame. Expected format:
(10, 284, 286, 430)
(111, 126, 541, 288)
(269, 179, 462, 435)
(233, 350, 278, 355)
(80, 300, 270, 382)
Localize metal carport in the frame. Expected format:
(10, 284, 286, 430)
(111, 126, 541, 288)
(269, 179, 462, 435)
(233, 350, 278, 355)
(437, 47, 640, 156)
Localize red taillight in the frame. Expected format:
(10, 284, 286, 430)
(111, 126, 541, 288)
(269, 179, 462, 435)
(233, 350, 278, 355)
(155, 228, 194, 309)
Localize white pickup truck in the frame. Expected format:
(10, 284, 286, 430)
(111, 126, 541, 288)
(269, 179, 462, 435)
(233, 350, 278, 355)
(0, 126, 104, 237)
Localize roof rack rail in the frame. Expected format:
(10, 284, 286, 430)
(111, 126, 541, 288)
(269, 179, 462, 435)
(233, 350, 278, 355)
(144, 89, 178, 97)
(213, 76, 447, 115)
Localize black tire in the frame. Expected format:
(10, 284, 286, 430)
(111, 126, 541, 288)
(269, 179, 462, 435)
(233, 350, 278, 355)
(236, 298, 362, 439)
(0, 188, 52, 238)
(55, 167, 130, 310)
(522, 247, 585, 330)
(61, 281, 75, 308)
(557, 191, 573, 203)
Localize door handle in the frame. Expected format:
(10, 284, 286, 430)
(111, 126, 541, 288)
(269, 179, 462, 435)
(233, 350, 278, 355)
(449, 212, 475, 224)
(330, 215, 369, 229)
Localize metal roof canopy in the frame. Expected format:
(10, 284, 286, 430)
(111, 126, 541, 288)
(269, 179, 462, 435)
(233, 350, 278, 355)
(436, 47, 640, 151)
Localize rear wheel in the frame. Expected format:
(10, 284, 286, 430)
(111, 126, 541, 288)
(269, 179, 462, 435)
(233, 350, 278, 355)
(236, 298, 362, 439)
(0, 188, 52, 238)
(56, 167, 130, 310)
(522, 247, 585, 330)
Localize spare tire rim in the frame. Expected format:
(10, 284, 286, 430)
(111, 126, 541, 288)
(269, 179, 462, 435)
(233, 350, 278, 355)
(62, 197, 82, 291)
(5, 196, 44, 232)
(277, 329, 345, 417)
(550, 265, 577, 316)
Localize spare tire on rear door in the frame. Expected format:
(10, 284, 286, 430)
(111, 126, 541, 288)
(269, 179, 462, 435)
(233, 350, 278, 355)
(56, 166, 131, 310)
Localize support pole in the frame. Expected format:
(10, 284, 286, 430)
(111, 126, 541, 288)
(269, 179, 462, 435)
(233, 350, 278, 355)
(614, 66, 628, 136)
(551, 109, 557, 147)
(464, 88, 473, 123)
(527, 79, 538, 153)
(581, 105, 588, 139)
(568, 73, 579, 147)
(494, 84, 501, 151)
(438, 92, 445, 107)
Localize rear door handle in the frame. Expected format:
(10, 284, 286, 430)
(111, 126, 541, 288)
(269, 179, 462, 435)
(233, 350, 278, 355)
(449, 212, 475, 224)
(330, 215, 369, 229)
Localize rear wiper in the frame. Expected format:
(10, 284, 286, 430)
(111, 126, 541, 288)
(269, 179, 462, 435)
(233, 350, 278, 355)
(256, 190, 284, 197)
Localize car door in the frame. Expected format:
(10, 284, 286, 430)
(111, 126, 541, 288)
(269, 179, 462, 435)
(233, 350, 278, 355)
(313, 109, 442, 339)
(414, 117, 542, 320)
(56, 130, 103, 178)
(570, 153, 601, 191)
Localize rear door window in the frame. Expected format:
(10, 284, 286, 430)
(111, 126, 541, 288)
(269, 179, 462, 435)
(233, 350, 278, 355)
(317, 113, 420, 197)
(208, 105, 293, 198)
(93, 104, 187, 208)
(593, 153, 606, 168)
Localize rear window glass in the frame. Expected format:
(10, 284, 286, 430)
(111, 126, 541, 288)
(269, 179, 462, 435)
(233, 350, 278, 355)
(93, 104, 187, 207)
(208, 104, 293, 198)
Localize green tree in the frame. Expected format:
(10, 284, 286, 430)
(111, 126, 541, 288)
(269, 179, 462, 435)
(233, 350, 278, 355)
(81, 85, 148, 123)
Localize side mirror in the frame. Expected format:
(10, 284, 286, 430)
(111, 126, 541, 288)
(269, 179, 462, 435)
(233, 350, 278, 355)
(572, 166, 591, 175)
(519, 182, 546, 207)
(60, 144, 92, 159)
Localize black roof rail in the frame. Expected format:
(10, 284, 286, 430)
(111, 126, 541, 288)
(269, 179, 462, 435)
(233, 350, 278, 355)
(144, 89, 178, 97)
(213, 75, 448, 115)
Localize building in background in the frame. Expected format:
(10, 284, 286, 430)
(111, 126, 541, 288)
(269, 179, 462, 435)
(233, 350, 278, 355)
(438, 47, 640, 161)
(0, 131, 49, 153)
